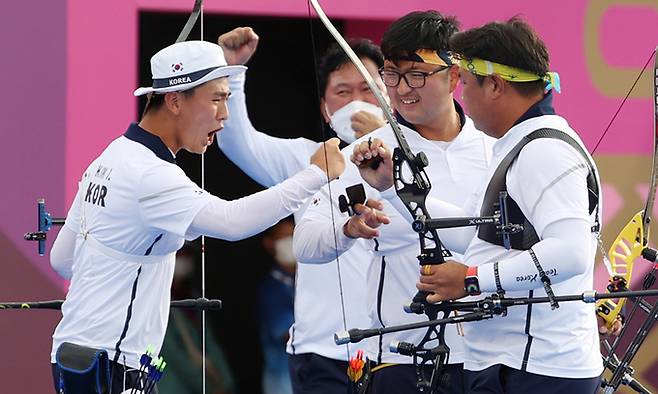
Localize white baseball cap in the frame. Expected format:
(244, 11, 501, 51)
(134, 40, 246, 96)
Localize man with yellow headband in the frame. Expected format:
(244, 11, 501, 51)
(294, 11, 494, 394)
(353, 17, 603, 394)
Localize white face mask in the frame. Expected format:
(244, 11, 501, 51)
(274, 236, 296, 267)
(326, 100, 384, 143)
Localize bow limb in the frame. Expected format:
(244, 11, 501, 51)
(640, 46, 658, 247)
(597, 47, 658, 393)
(308, 0, 389, 119)
(308, 0, 424, 165)
(597, 48, 658, 330)
(597, 212, 647, 327)
(307, 0, 448, 292)
(175, 0, 203, 44)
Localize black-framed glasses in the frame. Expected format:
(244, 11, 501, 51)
(379, 65, 451, 88)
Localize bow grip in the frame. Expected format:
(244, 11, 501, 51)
(597, 299, 623, 328)
(357, 156, 384, 170)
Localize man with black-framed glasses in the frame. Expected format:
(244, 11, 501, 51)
(379, 64, 451, 89)
(294, 11, 494, 394)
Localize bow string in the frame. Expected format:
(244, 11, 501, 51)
(175, 2, 208, 393)
(593, 46, 658, 392)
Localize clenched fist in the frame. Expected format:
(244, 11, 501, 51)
(217, 27, 259, 65)
(310, 138, 345, 181)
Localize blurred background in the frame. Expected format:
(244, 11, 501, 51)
(2, 0, 658, 392)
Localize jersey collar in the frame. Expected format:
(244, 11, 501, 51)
(512, 91, 556, 127)
(124, 123, 176, 164)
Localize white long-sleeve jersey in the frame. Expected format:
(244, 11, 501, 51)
(217, 72, 374, 361)
(51, 123, 328, 369)
(294, 115, 494, 364)
(381, 114, 604, 378)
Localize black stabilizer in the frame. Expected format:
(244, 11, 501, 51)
(406, 291, 430, 315)
(390, 340, 416, 356)
(628, 378, 651, 394)
(642, 247, 658, 263)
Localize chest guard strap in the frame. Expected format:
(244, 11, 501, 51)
(478, 128, 599, 250)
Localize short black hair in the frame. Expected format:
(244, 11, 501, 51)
(449, 16, 550, 97)
(317, 38, 384, 98)
(142, 87, 197, 117)
(381, 11, 460, 61)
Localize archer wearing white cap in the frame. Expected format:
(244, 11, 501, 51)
(48, 40, 345, 394)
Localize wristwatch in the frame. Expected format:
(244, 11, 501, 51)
(464, 265, 481, 296)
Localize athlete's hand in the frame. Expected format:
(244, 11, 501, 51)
(351, 111, 385, 139)
(217, 27, 259, 65)
(343, 199, 390, 239)
(417, 261, 468, 303)
(351, 138, 393, 192)
(598, 315, 623, 338)
(310, 138, 345, 181)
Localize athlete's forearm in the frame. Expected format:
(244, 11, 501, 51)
(217, 73, 318, 186)
(477, 217, 592, 293)
(187, 165, 327, 241)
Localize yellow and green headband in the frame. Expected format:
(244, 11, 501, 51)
(414, 49, 454, 66)
(458, 57, 561, 93)
(396, 49, 455, 67)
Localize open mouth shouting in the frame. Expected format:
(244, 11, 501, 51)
(207, 129, 219, 145)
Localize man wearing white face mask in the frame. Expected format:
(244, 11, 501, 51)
(215, 28, 389, 393)
(326, 100, 385, 143)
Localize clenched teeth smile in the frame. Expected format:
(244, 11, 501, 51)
(401, 98, 419, 104)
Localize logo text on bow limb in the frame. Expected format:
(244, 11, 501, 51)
(168, 76, 192, 86)
(469, 218, 492, 225)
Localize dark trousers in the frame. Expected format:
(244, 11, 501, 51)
(464, 364, 601, 394)
(370, 363, 464, 394)
(52, 362, 159, 394)
(288, 353, 350, 394)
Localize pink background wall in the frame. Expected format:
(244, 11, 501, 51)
(2, 0, 658, 391)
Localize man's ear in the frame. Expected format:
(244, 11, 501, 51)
(320, 97, 330, 123)
(448, 65, 460, 93)
(488, 74, 506, 100)
(164, 92, 182, 115)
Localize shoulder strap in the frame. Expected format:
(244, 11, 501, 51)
(478, 128, 600, 250)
